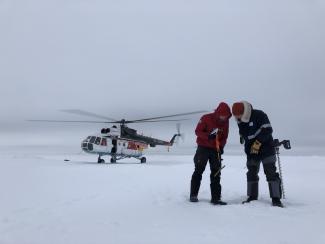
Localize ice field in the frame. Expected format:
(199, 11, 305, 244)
(1, 145, 324, 244)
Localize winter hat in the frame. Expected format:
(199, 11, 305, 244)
(214, 102, 232, 119)
(232, 102, 244, 117)
(232, 101, 252, 123)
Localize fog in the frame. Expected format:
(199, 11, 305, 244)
(1, 0, 324, 150)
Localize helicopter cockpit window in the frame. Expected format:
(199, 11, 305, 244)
(83, 136, 91, 143)
(89, 136, 96, 143)
(101, 138, 107, 146)
(95, 137, 101, 145)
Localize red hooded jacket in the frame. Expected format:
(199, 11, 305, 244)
(195, 102, 232, 149)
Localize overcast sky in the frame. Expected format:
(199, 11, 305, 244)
(0, 0, 324, 148)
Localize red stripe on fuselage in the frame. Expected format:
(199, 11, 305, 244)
(127, 141, 148, 151)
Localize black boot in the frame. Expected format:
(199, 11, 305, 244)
(190, 180, 200, 199)
(190, 171, 203, 199)
(243, 180, 259, 204)
(242, 196, 258, 204)
(189, 195, 199, 202)
(268, 180, 282, 199)
(210, 182, 222, 204)
(272, 198, 284, 208)
(211, 199, 227, 205)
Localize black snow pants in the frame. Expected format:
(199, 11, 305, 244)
(246, 155, 282, 199)
(190, 146, 222, 201)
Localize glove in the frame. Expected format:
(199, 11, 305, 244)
(208, 133, 216, 140)
(240, 135, 245, 144)
(250, 140, 262, 154)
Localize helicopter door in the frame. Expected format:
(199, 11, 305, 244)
(100, 138, 107, 146)
(111, 139, 117, 153)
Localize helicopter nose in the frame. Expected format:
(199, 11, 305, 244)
(81, 142, 93, 151)
(88, 143, 93, 151)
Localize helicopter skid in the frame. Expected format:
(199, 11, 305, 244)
(97, 154, 146, 164)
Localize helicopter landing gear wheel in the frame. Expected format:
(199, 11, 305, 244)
(140, 157, 147, 164)
(110, 157, 117, 163)
(98, 156, 105, 164)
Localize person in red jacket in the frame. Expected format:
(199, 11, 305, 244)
(190, 102, 232, 205)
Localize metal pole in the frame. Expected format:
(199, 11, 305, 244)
(213, 134, 222, 178)
(214, 165, 225, 177)
(276, 147, 286, 199)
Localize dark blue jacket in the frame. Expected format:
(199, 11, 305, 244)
(237, 109, 275, 159)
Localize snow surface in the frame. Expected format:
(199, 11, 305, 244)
(1, 146, 325, 244)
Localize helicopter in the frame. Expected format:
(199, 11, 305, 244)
(30, 109, 206, 164)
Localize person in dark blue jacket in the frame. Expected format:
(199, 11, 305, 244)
(232, 101, 283, 207)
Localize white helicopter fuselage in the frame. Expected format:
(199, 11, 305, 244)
(80, 124, 178, 163)
(81, 134, 148, 158)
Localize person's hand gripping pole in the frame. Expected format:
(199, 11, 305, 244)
(209, 129, 225, 177)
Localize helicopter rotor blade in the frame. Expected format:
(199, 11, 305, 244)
(29, 110, 205, 125)
(125, 110, 207, 123)
(60, 109, 118, 122)
(27, 120, 116, 124)
(127, 119, 189, 123)
(27, 118, 189, 124)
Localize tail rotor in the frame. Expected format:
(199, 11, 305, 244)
(175, 123, 185, 145)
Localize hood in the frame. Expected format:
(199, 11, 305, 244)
(232, 101, 252, 123)
(240, 101, 252, 123)
(214, 102, 232, 119)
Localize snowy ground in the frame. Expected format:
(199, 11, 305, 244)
(1, 146, 325, 244)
